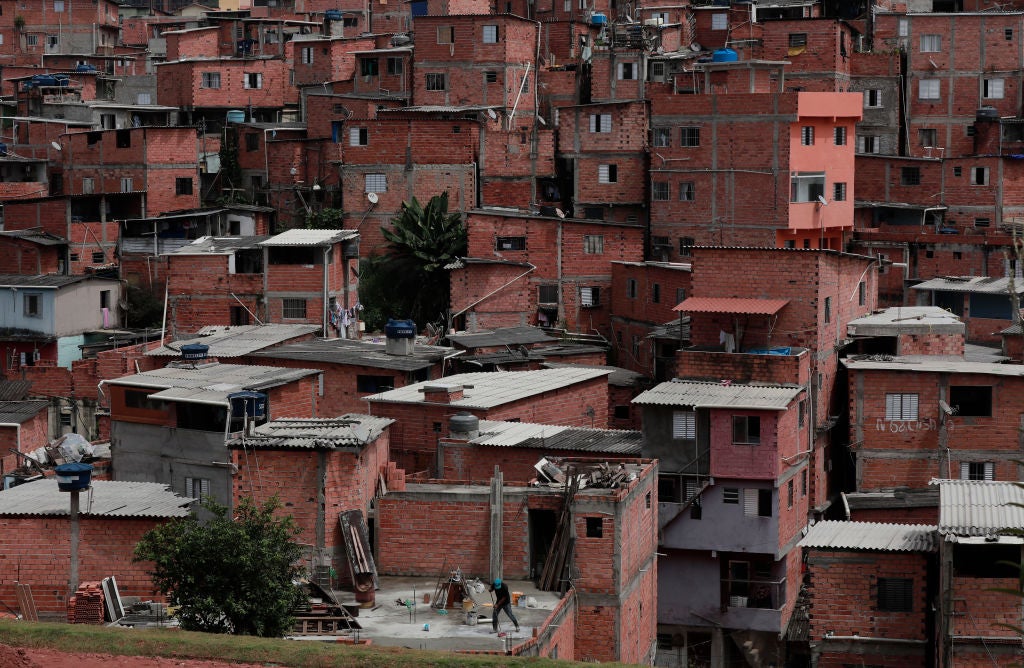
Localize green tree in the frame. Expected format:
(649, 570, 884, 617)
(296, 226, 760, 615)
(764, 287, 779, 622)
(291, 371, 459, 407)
(305, 207, 345, 230)
(134, 496, 306, 637)
(376, 192, 466, 329)
(124, 284, 163, 329)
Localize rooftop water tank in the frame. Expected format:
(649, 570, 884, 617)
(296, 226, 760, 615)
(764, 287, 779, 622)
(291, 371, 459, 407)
(229, 391, 267, 419)
(226, 110, 246, 124)
(712, 48, 738, 62)
(325, 9, 344, 20)
(180, 343, 209, 361)
(384, 319, 416, 356)
(977, 106, 1000, 121)
(55, 462, 93, 492)
(449, 412, 480, 440)
(591, 13, 607, 25)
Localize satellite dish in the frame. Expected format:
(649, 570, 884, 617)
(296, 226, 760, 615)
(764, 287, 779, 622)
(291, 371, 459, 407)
(367, 192, 379, 204)
(487, 109, 497, 120)
(555, 208, 565, 219)
(817, 195, 828, 206)
(50, 141, 61, 151)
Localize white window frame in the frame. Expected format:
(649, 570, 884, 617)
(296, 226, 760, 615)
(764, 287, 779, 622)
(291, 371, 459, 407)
(971, 166, 989, 186)
(920, 34, 941, 53)
(82, 177, 95, 194)
(791, 172, 826, 202)
(579, 286, 600, 307)
(711, 13, 727, 30)
(858, 135, 879, 154)
(898, 17, 909, 37)
(349, 127, 368, 146)
(834, 126, 847, 145)
(185, 476, 211, 500)
(425, 73, 447, 91)
(984, 78, 1005, 99)
(243, 72, 263, 90)
(598, 164, 617, 184)
(919, 78, 940, 100)
(672, 411, 696, 439)
(864, 89, 882, 108)
(583, 234, 604, 254)
(365, 173, 387, 193)
(121, 177, 133, 192)
(801, 126, 814, 146)
(482, 25, 498, 43)
(201, 71, 221, 89)
(590, 114, 612, 133)
(136, 93, 151, 105)
(960, 462, 995, 481)
(885, 393, 919, 421)
(617, 61, 637, 80)
(300, 46, 314, 65)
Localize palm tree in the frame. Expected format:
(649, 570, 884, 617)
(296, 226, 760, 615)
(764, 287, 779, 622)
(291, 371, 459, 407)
(376, 192, 466, 330)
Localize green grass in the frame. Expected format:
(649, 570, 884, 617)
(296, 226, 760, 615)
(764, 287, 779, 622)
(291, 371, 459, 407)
(0, 619, 595, 667)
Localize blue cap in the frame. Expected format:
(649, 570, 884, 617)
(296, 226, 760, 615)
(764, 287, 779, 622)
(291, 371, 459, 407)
(494, 578, 502, 587)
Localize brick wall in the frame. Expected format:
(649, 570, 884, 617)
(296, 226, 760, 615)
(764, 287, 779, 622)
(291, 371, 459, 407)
(0, 408, 48, 476)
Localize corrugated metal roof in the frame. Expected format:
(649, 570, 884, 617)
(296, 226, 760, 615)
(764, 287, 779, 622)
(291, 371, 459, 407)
(167, 235, 269, 255)
(148, 324, 319, 357)
(799, 520, 937, 552)
(0, 380, 32, 401)
(632, 379, 803, 409)
(847, 307, 964, 337)
(254, 337, 453, 371)
(0, 400, 49, 424)
(0, 274, 92, 288)
(227, 414, 394, 450)
(673, 297, 790, 315)
(0, 230, 67, 246)
(0, 480, 193, 518)
(448, 326, 557, 349)
(106, 363, 320, 393)
(913, 276, 1023, 295)
(843, 356, 1024, 376)
(365, 368, 612, 408)
(938, 479, 1024, 536)
(541, 362, 645, 387)
(258, 229, 358, 247)
(472, 419, 641, 454)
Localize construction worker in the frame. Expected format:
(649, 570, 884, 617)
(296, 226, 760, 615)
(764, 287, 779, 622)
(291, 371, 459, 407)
(489, 578, 519, 634)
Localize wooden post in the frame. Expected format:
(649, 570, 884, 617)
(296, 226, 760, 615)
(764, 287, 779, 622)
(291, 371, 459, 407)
(490, 466, 503, 583)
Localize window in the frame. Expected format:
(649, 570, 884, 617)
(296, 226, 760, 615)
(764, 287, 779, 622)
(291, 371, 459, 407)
(901, 167, 922, 186)
(350, 127, 368, 146)
(824, 296, 832, 322)
(858, 135, 879, 154)
(243, 72, 263, 89)
(357, 375, 394, 393)
(919, 128, 937, 146)
(800, 126, 814, 146)
(653, 283, 661, 303)
(136, 93, 151, 105)
(744, 488, 773, 517)
(920, 34, 941, 52)
(898, 18, 909, 37)
(579, 286, 600, 307)
(485, 70, 497, 83)
(245, 133, 259, 151)
(877, 578, 913, 612)
(723, 488, 740, 504)
(617, 62, 637, 80)
(834, 126, 847, 145)
(116, 129, 131, 148)
(82, 177, 94, 194)
(885, 393, 919, 421)
(614, 405, 630, 420)
(789, 33, 807, 47)
(26, 35, 37, 47)
(975, 217, 991, 228)
(538, 285, 558, 303)
(971, 167, 989, 186)
(711, 13, 727, 30)
(832, 182, 847, 202)
(653, 127, 671, 147)
(676, 288, 687, 303)
(625, 278, 638, 299)
(54, 0, 65, 11)
(360, 58, 378, 76)
(23, 293, 40, 317)
(365, 173, 387, 193)
(175, 177, 193, 195)
(681, 127, 700, 147)
(46, 34, 58, 48)
(858, 280, 866, 306)
(598, 164, 617, 183)
(343, 17, 358, 27)
(953, 166, 962, 177)
(201, 71, 221, 89)
(949, 385, 992, 417)
(230, 306, 250, 325)
(652, 181, 670, 200)
(92, 251, 105, 264)
(282, 298, 307, 319)
(120, 177, 133, 192)
(300, 46, 314, 64)
(496, 236, 526, 251)
(679, 182, 695, 201)
(100, 290, 111, 309)
(583, 235, 604, 254)
(387, 57, 403, 75)
(184, 477, 211, 501)
(482, 25, 498, 43)
(919, 79, 940, 100)
(437, 26, 455, 43)
(585, 517, 603, 538)
(732, 416, 761, 444)
(590, 114, 612, 133)
(801, 469, 808, 496)
(425, 73, 447, 91)
(1007, 27, 1014, 40)
(864, 89, 882, 108)
(679, 237, 695, 255)
(787, 480, 794, 509)
(961, 461, 995, 481)
(984, 78, 1005, 99)
(967, 125, 976, 137)
(791, 172, 825, 202)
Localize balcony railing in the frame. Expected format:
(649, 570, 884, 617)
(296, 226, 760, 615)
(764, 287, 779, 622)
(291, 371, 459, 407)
(722, 577, 786, 611)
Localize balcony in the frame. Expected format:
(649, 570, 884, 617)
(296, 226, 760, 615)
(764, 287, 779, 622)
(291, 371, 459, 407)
(720, 576, 787, 632)
(676, 346, 809, 385)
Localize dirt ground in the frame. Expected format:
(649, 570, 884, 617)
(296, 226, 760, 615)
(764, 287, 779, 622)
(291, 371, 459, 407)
(0, 643, 274, 668)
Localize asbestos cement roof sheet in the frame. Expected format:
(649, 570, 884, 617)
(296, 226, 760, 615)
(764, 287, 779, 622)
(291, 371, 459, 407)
(541, 362, 645, 387)
(913, 275, 1024, 295)
(0, 400, 49, 424)
(167, 235, 269, 255)
(472, 419, 641, 454)
(258, 229, 358, 247)
(673, 297, 790, 315)
(227, 414, 394, 450)
(106, 363, 320, 392)
(0, 274, 91, 288)
(0, 230, 67, 246)
(842, 356, 1024, 376)
(846, 307, 964, 337)
(148, 324, 319, 357)
(364, 368, 612, 408)
(0, 380, 32, 401)
(798, 520, 937, 552)
(0, 479, 193, 518)
(632, 379, 803, 409)
(253, 337, 453, 371)
(938, 479, 1024, 537)
(447, 326, 557, 349)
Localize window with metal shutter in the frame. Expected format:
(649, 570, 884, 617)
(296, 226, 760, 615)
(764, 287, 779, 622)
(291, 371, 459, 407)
(885, 393, 918, 420)
(673, 411, 695, 439)
(743, 489, 759, 517)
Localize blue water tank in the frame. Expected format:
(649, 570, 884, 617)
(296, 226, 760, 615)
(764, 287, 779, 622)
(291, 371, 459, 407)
(226, 109, 246, 124)
(0, 144, 9, 157)
(712, 48, 738, 62)
(180, 343, 209, 360)
(229, 391, 267, 419)
(384, 319, 416, 339)
(75, 64, 96, 73)
(325, 9, 344, 20)
(591, 12, 607, 25)
(55, 462, 93, 492)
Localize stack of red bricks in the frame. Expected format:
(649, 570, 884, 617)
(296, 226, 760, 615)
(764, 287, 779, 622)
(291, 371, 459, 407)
(67, 582, 105, 624)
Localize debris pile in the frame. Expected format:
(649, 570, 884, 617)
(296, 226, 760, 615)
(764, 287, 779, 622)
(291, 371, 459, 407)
(67, 581, 104, 624)
(533, 458, 638, 489)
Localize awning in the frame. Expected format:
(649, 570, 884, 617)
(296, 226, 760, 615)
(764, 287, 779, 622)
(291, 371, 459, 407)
(673, 297, 789, 315)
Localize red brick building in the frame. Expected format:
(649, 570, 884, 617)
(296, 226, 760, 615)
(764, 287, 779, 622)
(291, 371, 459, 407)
(0, 400, 50, 478)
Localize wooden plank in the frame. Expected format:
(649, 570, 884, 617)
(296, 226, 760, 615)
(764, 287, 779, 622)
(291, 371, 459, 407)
(15, 583, 38, 622)
(339, 510, 378, 589)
